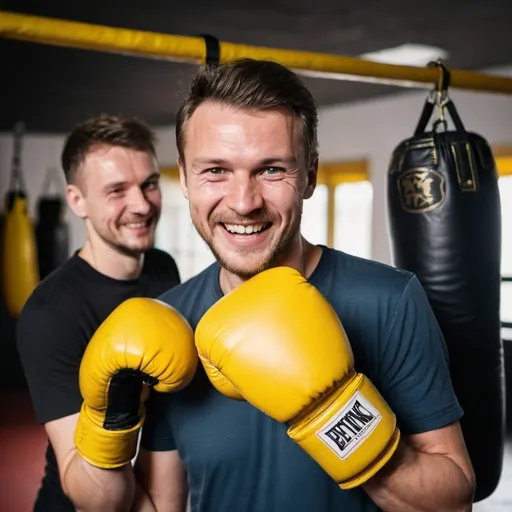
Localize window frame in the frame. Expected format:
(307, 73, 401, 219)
(155, 169, 216, 280)
(160, 159, 371, 248)
(495, 149, 512, 335)
(316, 160, 370, 248)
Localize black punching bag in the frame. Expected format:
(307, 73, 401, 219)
(387, 86, 504, 502)
(35, 197, 69, 279)
(35, 168, 69, 279)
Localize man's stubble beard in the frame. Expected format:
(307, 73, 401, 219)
(192, 210, 303, 280)
(104, 232, 156, 258)
(94, 216, 159, 258)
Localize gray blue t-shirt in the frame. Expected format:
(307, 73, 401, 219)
(141, 246, 463, 511)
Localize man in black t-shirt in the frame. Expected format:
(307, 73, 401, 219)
(16, 114, 181, 511)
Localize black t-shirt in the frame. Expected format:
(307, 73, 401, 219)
(16, 248, 181, 511)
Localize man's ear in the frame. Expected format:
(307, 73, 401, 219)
(303, 157, 319, 200)
(178, 158, 189, 200)
(66, 184, 87, 219)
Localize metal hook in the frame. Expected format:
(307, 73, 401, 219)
(426, 60, 452, 131)
(427, 59, 451, 100)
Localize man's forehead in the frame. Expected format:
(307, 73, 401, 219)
(189, 102, 299, 127)
(185, 103, 304, 153)
(84, 143, 139, 162)
(82, 144, 153, 165)
(80, 145, 157, 182)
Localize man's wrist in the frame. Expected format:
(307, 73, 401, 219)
(364, 438, 416, 487)
(62, 450, 136, 512)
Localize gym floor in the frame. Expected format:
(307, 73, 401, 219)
(0, 390, 46, 512)
(1, 389, 512, 511)
(474, 441, 512, 511)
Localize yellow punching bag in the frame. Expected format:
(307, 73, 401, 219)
(1, 122, 39, 318)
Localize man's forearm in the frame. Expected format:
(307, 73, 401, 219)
(62, 451, 137, 512)
(363, 441, 474, 512)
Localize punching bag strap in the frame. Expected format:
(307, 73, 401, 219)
(6, 121, 28, 212)
(413, 94, 437, 136)
(413, 61, 466, 136)
(200, 34, 220, 68)
(444, 97, 467, 134)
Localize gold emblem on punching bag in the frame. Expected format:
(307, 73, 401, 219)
(397, 167, 445, 213)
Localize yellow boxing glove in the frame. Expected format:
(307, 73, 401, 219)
(195, 267, 400, 490)
(74, 297, 197, 469)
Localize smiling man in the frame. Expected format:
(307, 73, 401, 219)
(131, 59, 475, 512)
(182, 100, 312, 285)
(120, 59, 477, 512)
(16, 114, 181, 511)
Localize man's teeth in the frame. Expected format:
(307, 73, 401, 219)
(224, 223, 266, 234)
(125, 222, 148, 228)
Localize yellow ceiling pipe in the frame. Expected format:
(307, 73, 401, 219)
(1, 10, 512, 94)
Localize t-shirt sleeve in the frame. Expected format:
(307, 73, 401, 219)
(376, 275, 464, 435)
(140, 390, 177, 451)
(16, 305, 86, 424)
(169, 256, 181, 286)
(154, 249, 181, 287)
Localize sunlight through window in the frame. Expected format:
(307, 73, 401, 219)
(334, 181, 373, 259)
(302, 184, 329, 246)
(155, 179, 215, 282)
(499, 175, 512, 325)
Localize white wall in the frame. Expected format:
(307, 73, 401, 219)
(1, 65, 511, 264)
(0, 133, 83, 252)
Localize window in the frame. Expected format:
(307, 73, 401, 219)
(155, 160, 373, 281)
(314, 160, 373, 259)
(334, 180, 373, 259)
(301, 184, 329, 246)
(155, 174, 215, 282)
(496, 154, 512, 339)
(499, 175, 512, 321)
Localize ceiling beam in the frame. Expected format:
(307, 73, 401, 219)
(2, 10, 512, 96)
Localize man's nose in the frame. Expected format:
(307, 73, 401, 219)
(226, 174, 264, 215)
(127, 187, 151, 215)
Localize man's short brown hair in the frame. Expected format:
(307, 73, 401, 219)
(175, 58, 319, 168)
(61, 114, 157, 183)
